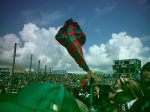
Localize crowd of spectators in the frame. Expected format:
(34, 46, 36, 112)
(0, 62, 150, 112)
(0, 72, 82, 94)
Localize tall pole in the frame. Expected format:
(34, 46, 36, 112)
(12, 43, 17, 75)
(29, 54, 33, 73)
(45, 65, 47, 74)
(38, 60, 40, 73)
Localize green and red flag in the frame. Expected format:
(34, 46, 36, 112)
(55, 18, 89, 72)
(55, 19, 101, 107)
(55, 19, 100, 86)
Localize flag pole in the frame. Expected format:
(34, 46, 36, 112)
(45, 65, 47, 74)
(29, 54, 33, 74)
(38, 60, 40, 73)
(12, 43, 17, 75)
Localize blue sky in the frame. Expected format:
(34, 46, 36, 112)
(0, 0, 150, 72)
(1, 0, 150, 46)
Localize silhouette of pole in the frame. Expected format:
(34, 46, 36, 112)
(29, 54, 33, 73)
(45, 65, 47, 74)
(49, 68, 52, 73)
(12, 43, 17, 75)
(38, 60, 40, 73)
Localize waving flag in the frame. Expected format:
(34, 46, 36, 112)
(55, 19, 100, 81)
(55, 18, 89, 72)
(55, 19, 101, 107)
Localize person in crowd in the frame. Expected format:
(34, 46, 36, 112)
(130, 62, 150, 112)
(114, 75, 143, 111)
(124, 78, 143, 111)
(114, 76, 132, 112)
(125, 78, 143, 99)
(97, 85, 117, 112)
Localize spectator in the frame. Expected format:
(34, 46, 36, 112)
(130, 62, 150, 112)
(98, 85, 116, 112)
(114, 76, 143, 111)
(125, 78, 143, 110)
(124, 79, 143, 99)
(114, 77, 132, 112)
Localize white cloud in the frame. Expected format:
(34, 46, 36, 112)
(0, 34, 20, 50)
(0, 34, 20, 64)
(95, 6, 113, 15)
(85, 32, 150, 71)
(0, 24, 149, 72)
(40, 11, 63, 25)
(0, 23, 79, 71)
(22, 10, 63, 26)
(140, 35, 150, 42)
(94, 1, 116, 16)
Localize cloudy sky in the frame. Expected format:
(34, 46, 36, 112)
(0, 0, 150, 72)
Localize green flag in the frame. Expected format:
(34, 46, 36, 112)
(0, 83, 80, 112)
